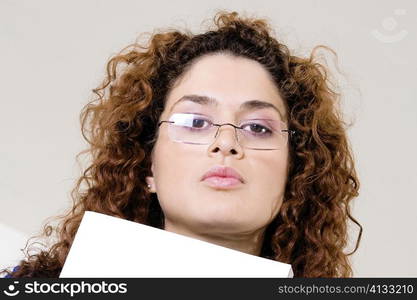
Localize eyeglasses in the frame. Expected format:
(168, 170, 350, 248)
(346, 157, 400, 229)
(157, 113, 295, 150)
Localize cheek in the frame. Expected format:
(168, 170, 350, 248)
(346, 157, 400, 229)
(154, 138, 187, 184)
(254, 150, 288, 187)
(249, 152, 289, 212)
(152, 137, 195, 203)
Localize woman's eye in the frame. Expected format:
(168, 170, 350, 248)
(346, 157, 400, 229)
(191, 118, 209, 129)
(172, 113, 212, 130)
(181, 116, 212, 130)
(242, 123, 273, 136)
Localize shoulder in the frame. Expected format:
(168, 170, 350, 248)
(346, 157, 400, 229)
(3, 266, 20, 278)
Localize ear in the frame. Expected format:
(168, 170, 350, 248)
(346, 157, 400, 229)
(145, 176, 156, 193)
(146, 162, 156, 193)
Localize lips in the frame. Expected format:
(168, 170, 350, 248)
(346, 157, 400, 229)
(201, 165, 245, 184)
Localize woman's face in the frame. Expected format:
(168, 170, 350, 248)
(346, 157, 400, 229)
(147, 53, 289, 237)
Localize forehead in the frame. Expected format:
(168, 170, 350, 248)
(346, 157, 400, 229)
(164, 54, 287, 120)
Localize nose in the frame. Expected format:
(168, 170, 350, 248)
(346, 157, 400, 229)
(207, 124, 244, 159)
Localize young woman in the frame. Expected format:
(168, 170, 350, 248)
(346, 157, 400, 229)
(2, 11, 362, 278)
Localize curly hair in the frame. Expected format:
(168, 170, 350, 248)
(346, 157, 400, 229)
(2, 10, 362, 278)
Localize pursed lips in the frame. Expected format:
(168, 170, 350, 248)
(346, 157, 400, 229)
(201, 165, 245, 183)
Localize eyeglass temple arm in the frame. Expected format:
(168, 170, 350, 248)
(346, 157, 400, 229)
(282, 129, 297, 136)
(157, 120, 174, 127)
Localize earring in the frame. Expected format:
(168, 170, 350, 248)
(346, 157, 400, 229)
(147, 184, 151, 189)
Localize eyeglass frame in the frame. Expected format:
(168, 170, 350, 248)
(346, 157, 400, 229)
(157, 116, 296, 151)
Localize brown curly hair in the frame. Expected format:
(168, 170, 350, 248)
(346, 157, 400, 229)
(1, 10, 362, 278)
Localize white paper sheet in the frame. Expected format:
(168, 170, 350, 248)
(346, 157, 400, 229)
(60, 211, 293, 278)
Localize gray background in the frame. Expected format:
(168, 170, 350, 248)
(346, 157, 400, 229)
(1, 0, 416, 277)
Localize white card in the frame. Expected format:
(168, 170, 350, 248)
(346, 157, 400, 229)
(60, 211, 293, 278)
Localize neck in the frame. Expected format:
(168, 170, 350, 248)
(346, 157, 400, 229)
(163, 219, 266, 256)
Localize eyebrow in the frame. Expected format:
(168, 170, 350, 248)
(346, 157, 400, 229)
(169, 94, 285, 120)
